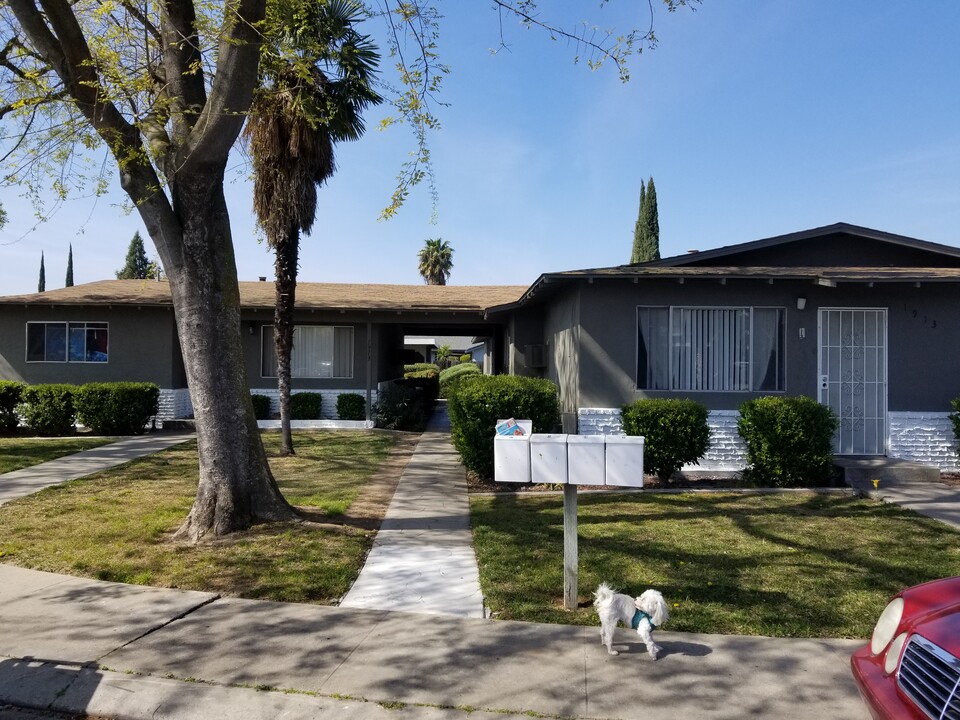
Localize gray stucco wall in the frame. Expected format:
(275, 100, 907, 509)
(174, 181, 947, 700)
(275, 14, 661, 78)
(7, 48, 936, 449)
(554, 277, 960, 413)
(0, 305, 181, 387)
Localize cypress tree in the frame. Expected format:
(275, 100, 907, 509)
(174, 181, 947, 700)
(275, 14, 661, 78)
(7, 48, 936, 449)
(630, 181, 646, 264)
(116, 231, 151, 279)
(38, 252, 46, 292)
(65, 243, 74, 287)
(641, 177, 661, 262)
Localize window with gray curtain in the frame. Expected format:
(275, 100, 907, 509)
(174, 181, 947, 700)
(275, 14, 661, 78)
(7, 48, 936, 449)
(637, 306, 785, 392)
(261, 326, 354, 378)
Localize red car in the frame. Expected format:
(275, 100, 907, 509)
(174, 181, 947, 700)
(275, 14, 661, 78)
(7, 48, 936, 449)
(850, 576, 960, 719)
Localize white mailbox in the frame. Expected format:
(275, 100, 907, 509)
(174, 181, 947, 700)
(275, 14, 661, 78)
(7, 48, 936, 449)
(494, 419, 533, 483)
(567, 435, 605, 486)
(605, 435, 645, 487)
(530, 433, 568, 485)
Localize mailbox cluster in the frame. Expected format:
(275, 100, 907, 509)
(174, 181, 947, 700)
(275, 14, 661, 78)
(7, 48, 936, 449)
(493, 421, 645, 487)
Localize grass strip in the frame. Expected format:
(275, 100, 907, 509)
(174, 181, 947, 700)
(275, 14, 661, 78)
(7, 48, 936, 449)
(470, 490, 960, 638)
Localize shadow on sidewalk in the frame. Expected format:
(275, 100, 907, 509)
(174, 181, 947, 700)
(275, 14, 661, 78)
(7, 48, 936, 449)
(0, 657, 100, 717)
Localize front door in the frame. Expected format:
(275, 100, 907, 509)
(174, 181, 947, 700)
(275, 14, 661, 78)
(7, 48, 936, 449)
(818, 309, 887, 455)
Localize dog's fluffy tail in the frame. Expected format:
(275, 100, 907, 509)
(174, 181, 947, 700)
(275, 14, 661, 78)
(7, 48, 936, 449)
(593, 581, 615, 609)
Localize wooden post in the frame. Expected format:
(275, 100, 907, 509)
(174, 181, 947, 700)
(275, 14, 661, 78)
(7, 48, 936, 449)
(563, 483, 578, 611)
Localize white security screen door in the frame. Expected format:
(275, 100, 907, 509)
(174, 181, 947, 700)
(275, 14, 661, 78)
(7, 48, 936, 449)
(818, 309, 887, 455)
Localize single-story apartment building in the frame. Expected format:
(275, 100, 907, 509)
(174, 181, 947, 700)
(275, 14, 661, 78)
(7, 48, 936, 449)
(2, 223, 959, 470)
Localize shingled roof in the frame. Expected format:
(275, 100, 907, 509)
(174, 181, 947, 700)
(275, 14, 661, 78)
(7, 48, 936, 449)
(0, 280, 528, 313)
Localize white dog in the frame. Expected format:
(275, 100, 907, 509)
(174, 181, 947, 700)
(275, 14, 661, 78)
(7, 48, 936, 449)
(593, 582, 669, 660)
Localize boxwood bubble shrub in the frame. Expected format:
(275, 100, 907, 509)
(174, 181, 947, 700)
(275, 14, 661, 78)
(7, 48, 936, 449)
(439, 362, 481, 399)
(737, 395, 838, 487)
(337, 392, 367, 421)
(620, 398, 710, 482)
(251, 393, 272, 420)
(0, 380, 25, 433)
(290, 392, 323, 420)
(447, 375, 560, 481)
(19, 384, 77, 436)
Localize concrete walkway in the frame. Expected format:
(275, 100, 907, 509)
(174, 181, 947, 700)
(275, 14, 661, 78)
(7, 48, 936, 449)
(340, 407, 484, 617)
(0, 432, 194, 506)
(16, 414, 960, 718)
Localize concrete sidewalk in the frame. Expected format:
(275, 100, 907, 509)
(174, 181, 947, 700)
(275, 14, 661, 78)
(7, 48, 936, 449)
(0, 432, 194, 506)
(0, 565, 867, 720)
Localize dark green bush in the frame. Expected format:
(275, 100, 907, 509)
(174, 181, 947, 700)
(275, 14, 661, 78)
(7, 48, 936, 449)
(337, 393, 366, 421)
(19, 384, 77, 436)
(290, 392, 323, 420)
(374, 383, 427, 431)
(0, 380, 25, 434)
(251, 394, 272, 420)
(737, 396, 838, 487)
(403, 363, 440, 377)
(621, 398, 710, 482)
(74, 382, 160, 435)
(447, 375, 560, 481)
(439, 363, 481, 398)
(950, 398, 960, 451)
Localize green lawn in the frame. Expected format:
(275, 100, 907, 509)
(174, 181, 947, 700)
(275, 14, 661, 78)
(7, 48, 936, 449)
(0, 437, 116, 474)
(470, 490, 960, 639)
(0, 431, 398, 603)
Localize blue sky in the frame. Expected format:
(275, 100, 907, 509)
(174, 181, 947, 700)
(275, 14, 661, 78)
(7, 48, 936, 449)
(2, 1, 959, 295)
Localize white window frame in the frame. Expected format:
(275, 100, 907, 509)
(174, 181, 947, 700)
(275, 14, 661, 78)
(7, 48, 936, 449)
(636, 305, 786, 393)
(25, 321, 110, 364)
(260, 325, 354, 379)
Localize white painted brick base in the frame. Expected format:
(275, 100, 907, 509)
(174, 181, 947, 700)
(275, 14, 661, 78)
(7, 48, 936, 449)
(888, 412, 960, 471)
(578, 407, 960, 472)
(157, 389, 193, 420)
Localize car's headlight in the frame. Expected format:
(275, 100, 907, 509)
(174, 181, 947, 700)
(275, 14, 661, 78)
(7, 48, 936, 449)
(884, 632, 908, 674)
(871, 597, 905, 655)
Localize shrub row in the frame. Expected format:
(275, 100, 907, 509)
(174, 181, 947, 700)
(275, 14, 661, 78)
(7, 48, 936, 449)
(439, 363, 481, 399)
(620, 395, 838, 487)
(0, 381, 160, 436)
(250, 392, 368, 421)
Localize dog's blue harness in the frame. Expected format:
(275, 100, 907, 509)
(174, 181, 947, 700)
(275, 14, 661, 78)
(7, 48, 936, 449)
(631, 609, 656, 631)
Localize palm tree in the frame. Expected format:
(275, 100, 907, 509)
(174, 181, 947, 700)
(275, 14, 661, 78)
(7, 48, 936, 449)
(418, 238, 454, 285)
(245, 0, 380, 455)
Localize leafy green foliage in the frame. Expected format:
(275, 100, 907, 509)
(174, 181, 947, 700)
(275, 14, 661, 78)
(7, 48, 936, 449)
(950, 398, 960, 450)
(251, 394, 273, 420)
(620, 398, 710, 481)
(403, 363, 439, 377)
(291, 392, 323, 420)
(19, 384, 76, 436)
(336, 393, 366, 421)
(373, 383, 427, 431)
(417, 238, 453, 285)
(447, 375, 560, 480)
(74, 383, 160, 435)
(0, 380, 26, 434)
(116, 231, 152, 279)
(630, 176, 660, 263)
(737, 396, 839, 487)
(439, 362, 480, 398)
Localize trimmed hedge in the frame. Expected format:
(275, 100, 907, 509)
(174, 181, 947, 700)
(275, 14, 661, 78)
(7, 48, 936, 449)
(447, 375, 560, 481)
(290, 392, 323, 420)
(74, 382, 160, 435)
(439, 362, 481, 398)
(19, 384, 77, 436)
(251, 394, 272, 420)
(337, 393, 366, 421)
(403, 363, 440, 377)
(0, 380, 25, 433)
(621, 398, 710, 482)
(737, 396, 838, 487)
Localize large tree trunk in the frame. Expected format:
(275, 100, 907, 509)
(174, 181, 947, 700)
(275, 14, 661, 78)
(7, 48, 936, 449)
(167, 170, 298, 541)
(274, 228, 300, 456)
